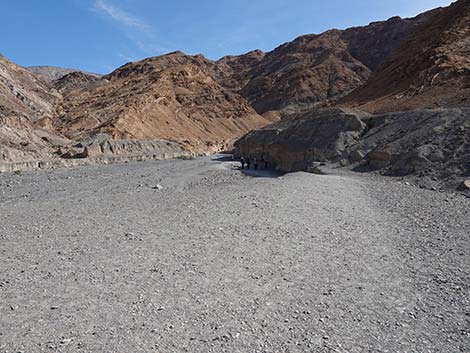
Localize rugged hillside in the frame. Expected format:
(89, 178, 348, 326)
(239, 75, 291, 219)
(27, 65, 100, 83)
(239, 31, 371, 115)
(1, 0, 468, 172)
(340, 0, 470, 113)
(215, 50, 265, 90)
(0, 56, 70, 165)
(53, 52, 271, 152)
(0, 55, 59, 121)
(225, 12, 434, 116)
(234, 0, 470, 190)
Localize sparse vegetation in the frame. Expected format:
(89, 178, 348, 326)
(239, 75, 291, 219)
(14, 170, 22, 175)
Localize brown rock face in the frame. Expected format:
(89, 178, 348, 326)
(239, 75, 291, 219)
(223, 13, 433, 116)
(340, 0, 470, 113)
(54, 52, 271, 152)
(215, 50, 265, 90)
(0, 56, 69, 164)
(0, 55, 59, 121)
(239, 31, 371, 116)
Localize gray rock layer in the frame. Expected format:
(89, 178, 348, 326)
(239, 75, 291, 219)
(0, 139, 190, 173)
(235, 109, 369, 171)
(235, 108, 470, 188)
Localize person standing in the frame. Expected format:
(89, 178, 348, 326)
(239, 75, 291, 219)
(246, 157, 251, 170)
(253, 157, 258, 170)
(240, 156, 246, 170)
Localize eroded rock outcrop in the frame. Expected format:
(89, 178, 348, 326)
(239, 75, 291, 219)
(0, 55, 60, 121)
(354, 109, 470, 182)
(235, 108, 470, 189)
(234, 109, 368, 171)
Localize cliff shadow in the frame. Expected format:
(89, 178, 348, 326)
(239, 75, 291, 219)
(241, 168, 285, 178)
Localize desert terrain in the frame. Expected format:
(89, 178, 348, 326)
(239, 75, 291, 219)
(1, 156, 468, 352)
(1, 1, 469, 351)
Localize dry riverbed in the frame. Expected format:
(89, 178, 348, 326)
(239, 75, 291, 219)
(0, 156, 469, 352)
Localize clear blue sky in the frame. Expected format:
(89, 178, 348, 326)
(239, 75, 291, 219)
(0, 0, 454, 74)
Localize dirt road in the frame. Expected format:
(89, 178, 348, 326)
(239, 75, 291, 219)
(1, 156, 469, 352)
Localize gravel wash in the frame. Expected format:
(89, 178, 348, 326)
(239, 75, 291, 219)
(0, 156, 469, 352)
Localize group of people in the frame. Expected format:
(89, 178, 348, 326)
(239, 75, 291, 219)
(239, 156, 269, 170)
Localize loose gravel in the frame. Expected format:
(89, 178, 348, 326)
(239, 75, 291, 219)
(0, 156, 468, 352)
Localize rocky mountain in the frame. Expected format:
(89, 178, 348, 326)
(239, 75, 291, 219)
(339, 0, 470, 113)
(27, 65, 100, 83)
(0, 55, 59, 121)
(52, 52, 271, 153)
(223, 11, 435, 116)
(215, 50, 265, 90)
(0, 56, 70, 164)
(52, 71, 101, 93)
(1, 0, 468, 174)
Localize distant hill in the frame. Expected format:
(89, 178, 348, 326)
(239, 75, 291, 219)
(27, 65, 101, 83)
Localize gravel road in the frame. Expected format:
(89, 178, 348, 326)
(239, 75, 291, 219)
(0, 156, 469, 352)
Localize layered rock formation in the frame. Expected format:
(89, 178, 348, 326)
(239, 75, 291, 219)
(352, 109, 470, 184)
(0, 115, 69, 164)
(0, 55, 60, 121)
(234, 0, 470, 190)
(53, 52, 271, 153)
(340, 0, 470, 112)
(0, 55, 67, 166)
(235, 108, 470, 189)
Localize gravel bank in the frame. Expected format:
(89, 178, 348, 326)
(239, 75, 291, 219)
(0, 156, 468, 352)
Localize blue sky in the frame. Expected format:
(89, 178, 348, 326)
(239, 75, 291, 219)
(0, 0, 454, 74)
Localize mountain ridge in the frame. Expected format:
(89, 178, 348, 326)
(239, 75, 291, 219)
(0, 0, 468, 171)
